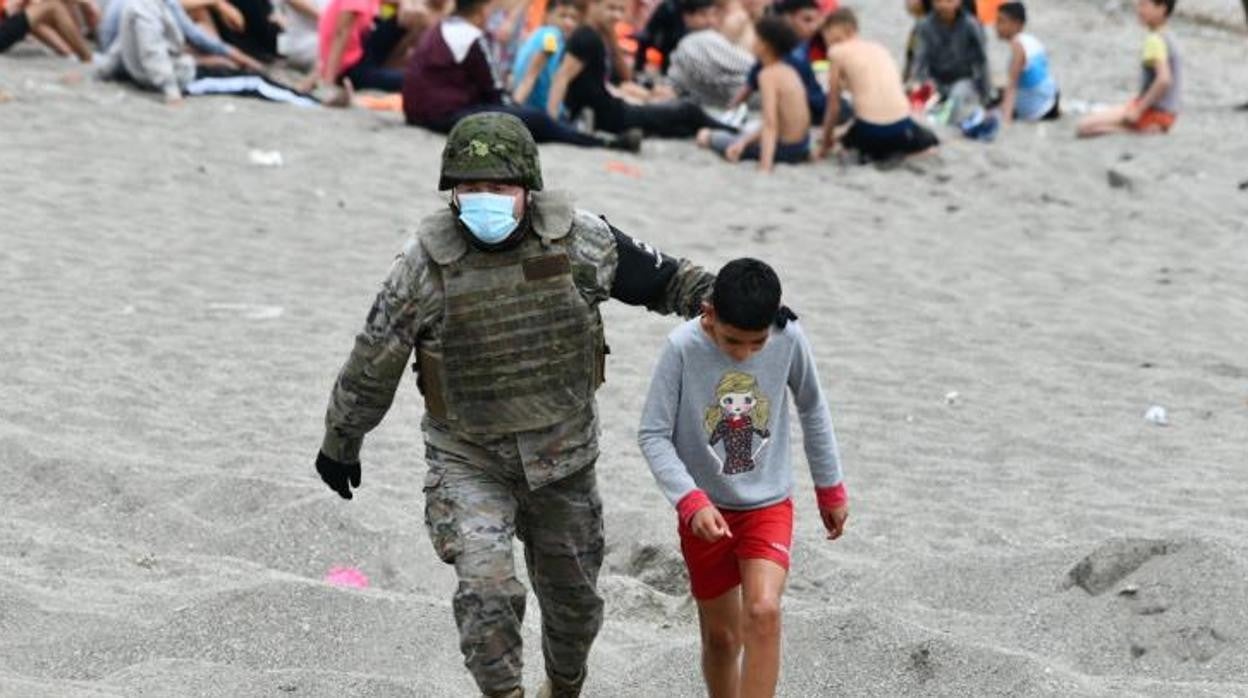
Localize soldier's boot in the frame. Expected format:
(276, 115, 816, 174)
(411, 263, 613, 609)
(484, 689, 523, 698)
(535, 669, 586, 698)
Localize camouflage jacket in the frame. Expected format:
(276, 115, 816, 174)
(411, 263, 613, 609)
(321, 191, 714, 489)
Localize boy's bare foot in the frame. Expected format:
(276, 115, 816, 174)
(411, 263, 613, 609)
(323, 78, 354, 108)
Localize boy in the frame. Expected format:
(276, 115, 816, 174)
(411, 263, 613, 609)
(639, 258, 849, 698)
(818, 8, 938, 162)
(728, 0, 826, 123)
(510, 0, 581, 111)
(1077, 0, 1180, 137)
(697, 16, 810, 171)
(909, 0, 990, 105)
(993, 2, 1059, 124)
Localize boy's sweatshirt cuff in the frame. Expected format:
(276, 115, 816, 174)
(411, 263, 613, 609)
(815, 482, 847, 509)
(676, 489, 712, 526)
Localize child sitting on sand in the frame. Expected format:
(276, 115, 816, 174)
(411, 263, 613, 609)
(510, 0, 581, 112)
(697, 16, 810, 170)
(728, 0, 827, 124)
(638, 258, 850, 698)
(817, 8, 938, 162)
(1077, 0, 1181, 137)
(993, 2, 1059, 124)
(909, 0, 990, 109)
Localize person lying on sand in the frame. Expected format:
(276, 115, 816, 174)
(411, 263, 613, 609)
(1077, 0, 1181, 137)
(817, 8, 938, 162)
(638, 258, 849, 698)
(696, 16, 810, 171)
(0, 0, 93, 62)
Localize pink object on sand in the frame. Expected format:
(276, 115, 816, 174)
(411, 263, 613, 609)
(324, 566, 370, 589)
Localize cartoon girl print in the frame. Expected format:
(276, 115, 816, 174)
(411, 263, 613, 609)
(704, 371, 772, 475)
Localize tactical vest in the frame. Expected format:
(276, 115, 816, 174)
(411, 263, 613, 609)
(415, 193, 605, 435)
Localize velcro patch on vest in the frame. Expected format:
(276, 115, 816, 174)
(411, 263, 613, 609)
(522, 255, 571, 282)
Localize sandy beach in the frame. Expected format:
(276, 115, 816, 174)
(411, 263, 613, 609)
(3, 0, 1248, 695)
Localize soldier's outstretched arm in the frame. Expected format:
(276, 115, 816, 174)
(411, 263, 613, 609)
(320, 244, 433, 468)
(605, 223, 715, 319)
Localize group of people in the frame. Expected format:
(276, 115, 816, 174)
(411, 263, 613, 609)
(3, 0, 1192, 166)
(315, 111, 849, 698)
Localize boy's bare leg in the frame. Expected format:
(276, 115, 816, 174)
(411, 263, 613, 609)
(696, 588, 743, 698)
(739, 559, 786, 698)
(1077, 104, 1131, 138)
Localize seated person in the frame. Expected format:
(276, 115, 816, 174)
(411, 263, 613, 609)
(99, 0, 265, 71)
(909, 0, 990, 105)
(1077, 0, 1180, 137)
(546, 0, 735, 137)
(1, 0, 93, 61)
(317, 0, 428, 93)
(697, 16, 809, 171)
(667, 0, 753, 108)
(97, 0, 316, 104)
(817, 9, 938, 162)
(510, 0, 581, 112)
(729, 0, 826, 124)
(402, 0, 641, 150)
(631, 0, 712, 74)
(993, 1, 1058, 123)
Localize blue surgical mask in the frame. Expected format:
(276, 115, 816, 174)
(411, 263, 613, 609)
(456, 192, 520, 244)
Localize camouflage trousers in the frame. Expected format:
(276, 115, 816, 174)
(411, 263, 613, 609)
(422, 439, 605, 697)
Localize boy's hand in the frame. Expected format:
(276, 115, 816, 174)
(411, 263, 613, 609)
(820, 504, 848, 541)
(690, 506, 732, 542)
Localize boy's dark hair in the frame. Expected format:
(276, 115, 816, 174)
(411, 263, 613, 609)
(455, 0, 492, 16)
(711, 258, 783, 331)
(821, 7, 857, 30)
(998, 1, 1025, 23)
(1146, 0, 1176, 15)
(773, 0, 818, 15)
(754, 16, 801, 56)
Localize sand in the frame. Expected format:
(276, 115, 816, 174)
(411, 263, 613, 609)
(2, 0, 1248, 695)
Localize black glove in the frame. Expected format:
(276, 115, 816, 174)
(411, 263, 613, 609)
(316, 451, 361, 500)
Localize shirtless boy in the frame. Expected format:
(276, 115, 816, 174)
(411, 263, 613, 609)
(697, 16, 811, 171)
(817, 8, 938, 162)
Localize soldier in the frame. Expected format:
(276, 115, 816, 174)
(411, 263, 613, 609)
(314, 112, 715, 698)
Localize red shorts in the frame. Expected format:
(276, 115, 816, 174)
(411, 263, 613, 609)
(679, 499, 794, 600)
(1128, 100, 1176, 132)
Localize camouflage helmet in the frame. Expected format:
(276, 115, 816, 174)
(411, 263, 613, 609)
(439, 113, 543, 191)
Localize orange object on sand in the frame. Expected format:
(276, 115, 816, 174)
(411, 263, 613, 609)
(605, 161, 642, 178)
(976, 0, 1002, 24)
(355, 93, 404, 112)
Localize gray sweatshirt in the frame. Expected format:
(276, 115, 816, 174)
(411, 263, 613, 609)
(638, 318, 844, 513)
(97, 0, 197, 99)
(912, 10, 990, 100)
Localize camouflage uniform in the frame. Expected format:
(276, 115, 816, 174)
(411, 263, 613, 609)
(318, 114, 712, 697)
